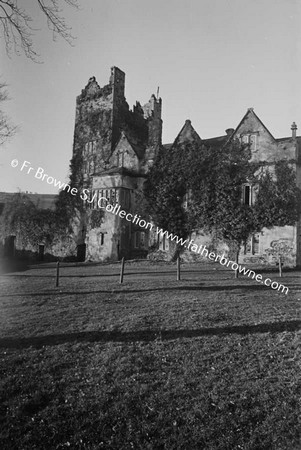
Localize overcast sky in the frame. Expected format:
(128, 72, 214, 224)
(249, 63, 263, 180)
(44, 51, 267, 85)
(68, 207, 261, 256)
(1, 0, 300, 194)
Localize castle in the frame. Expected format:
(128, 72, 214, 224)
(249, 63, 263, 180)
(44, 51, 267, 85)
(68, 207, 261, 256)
(0, 66, 300, 266)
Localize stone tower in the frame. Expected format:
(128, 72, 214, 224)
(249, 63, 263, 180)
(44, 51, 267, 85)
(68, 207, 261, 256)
(71, 67, 163, 261)
(73, 66, 162, 180)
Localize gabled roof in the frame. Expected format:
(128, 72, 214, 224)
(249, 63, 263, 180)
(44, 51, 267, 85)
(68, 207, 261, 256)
(114, 131, 144, 159)
(163, 109, 298, 154)
(228, 108, 276, 143)
(172, 119, 202, 148)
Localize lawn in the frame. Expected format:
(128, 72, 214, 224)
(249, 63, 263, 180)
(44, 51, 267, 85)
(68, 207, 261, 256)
(0, 260, 300, 449)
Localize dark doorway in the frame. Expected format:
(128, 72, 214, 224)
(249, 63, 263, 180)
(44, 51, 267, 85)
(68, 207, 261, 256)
(4, 235, 16, 258)
(38, 244, 45, 261)
(77, 244, 86, 262)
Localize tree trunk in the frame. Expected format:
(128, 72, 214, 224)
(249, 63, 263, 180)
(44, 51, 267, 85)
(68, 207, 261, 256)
(278, 255, 282, 277)
(171, 243, 181, 262)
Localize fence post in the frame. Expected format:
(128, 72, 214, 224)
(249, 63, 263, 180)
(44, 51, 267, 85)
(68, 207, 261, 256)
(120, 257, 125, 284)
(56, 261, 60, 287)
(177, 256, 181, 281)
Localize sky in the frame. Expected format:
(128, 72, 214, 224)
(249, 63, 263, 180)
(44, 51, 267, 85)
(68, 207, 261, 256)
(0, 0, 300, 194)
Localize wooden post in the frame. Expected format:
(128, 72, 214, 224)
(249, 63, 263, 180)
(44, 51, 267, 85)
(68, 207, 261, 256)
(56, 261, 60, 287)
(177, 256, 181, 281)
(235, 251, 239, 279)
(278, 255, 283, 277)
(120, 257, 125, 284)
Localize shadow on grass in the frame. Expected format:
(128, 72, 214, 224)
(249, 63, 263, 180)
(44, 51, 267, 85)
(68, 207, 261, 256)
(0, 283, 273, 298)
(0, 260, 30, 275)
(1, 320, 300, 349)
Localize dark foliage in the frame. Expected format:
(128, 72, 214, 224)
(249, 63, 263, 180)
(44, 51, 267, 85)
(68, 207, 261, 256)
(145, 137, 301, 268)
(0, 193, 59, 247)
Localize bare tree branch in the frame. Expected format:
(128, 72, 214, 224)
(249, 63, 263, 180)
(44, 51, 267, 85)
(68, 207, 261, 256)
(0, 81, 17, 146)
(0, 0, 79, 61)
(0, 1, 79, 147)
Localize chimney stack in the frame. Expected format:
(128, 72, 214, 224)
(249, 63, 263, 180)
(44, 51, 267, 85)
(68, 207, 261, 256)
(291, 122, 297, 139)
(225, 128, 234, 137)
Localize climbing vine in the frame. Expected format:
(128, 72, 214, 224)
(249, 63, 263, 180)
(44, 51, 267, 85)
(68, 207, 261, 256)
(90, 209, 104, 229)
(0, 193, 60, 247)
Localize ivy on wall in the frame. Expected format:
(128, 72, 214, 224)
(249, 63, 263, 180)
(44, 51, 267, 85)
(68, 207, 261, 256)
(90, 210, 104, 229)
(0, 146, 86, 250)
(0, 193, 60, 248)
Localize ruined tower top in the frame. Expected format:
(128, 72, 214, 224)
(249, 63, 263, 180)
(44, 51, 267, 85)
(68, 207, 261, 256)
(110, 66, 125, 100)
(143, 94, 162, 120)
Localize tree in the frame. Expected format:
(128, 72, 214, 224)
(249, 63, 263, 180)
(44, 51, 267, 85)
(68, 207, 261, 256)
(188, 139, 257, 276)
(0, 0, 78, 61)
(0, 81, 17, 145)
(0, 1, 79, 147)
(191, 141, 300, 277)
(144, 147, 186, 236)
(145, 137, 301, 275)
(264, 239, 295, 277)
(144, 137, 209, 259)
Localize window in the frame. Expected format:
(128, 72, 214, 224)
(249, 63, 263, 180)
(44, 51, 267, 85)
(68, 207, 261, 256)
(134, 231, 146, 249)
(116, 151, 123, 167)
(241, 134, 249, 145)
(116, 150, 124, 167)
(140, 231, 145, 248)
(92, 190, 98, 209)
(242, 184, 253, 206)
(123, 190, 130, 208)
(110, 189, 116, 205)
(243, 184, 251, 205)
(97, 189, 109, 207)
(183, 189, 192, 209)
(244, 233, 260, 255)
(159, 235, 169, 251)
(100, 233, 104, 245)
(84, 140, 98, 155)
(249, 134, 257, 151)
(134, 231, 140, 248)
(241, 134, 257, 151)
(83, 141, 98, 174)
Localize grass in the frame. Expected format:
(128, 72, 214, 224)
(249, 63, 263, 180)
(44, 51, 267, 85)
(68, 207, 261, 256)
(0, 260, 300, 449)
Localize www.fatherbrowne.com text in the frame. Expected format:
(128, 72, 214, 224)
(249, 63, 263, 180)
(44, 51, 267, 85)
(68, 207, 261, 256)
(11, 159, 289, 294)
